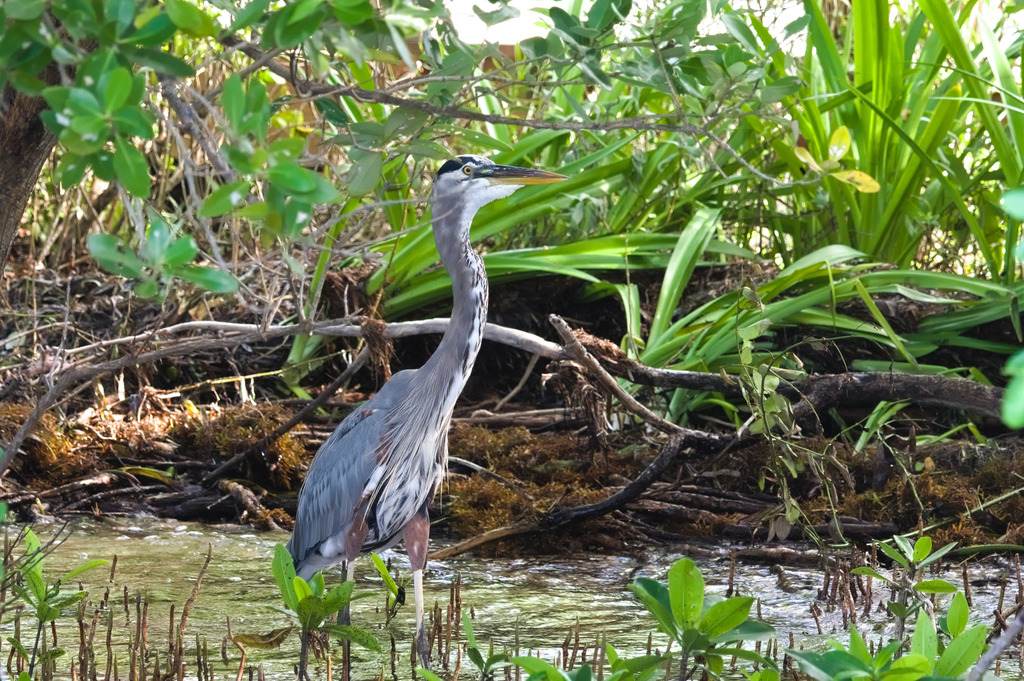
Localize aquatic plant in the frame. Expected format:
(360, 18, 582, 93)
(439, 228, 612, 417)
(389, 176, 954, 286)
(851, 536, 957, 638)
(3, 525, 107, 680)
(270, 543, 381, 678)
(789, 604, 987, 681)
(629, 557, 776, 680)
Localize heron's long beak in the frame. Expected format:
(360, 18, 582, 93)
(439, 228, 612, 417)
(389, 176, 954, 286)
(484, 165, 569, 185)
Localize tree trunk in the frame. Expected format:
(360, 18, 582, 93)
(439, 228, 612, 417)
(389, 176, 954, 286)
(0, 65, 62, 276)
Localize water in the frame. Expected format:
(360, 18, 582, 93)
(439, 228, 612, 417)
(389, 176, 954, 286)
(9, 517, 1022, 680)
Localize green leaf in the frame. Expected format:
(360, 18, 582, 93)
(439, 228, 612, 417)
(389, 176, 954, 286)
(909, 610, 936, 664)
(164, 0, 217, 36)
(112, 142, 150, 196)
(345, 151, 382, 197)
(123, 12, 177, 46)
(456, 128, 514, 153)
(325, 624, 383, 653)
(1003, 374, 1024, 428)
(877, 541, 909, 568)
(113, 106, 157, 139)
(135, 280, 160, 299)
(172, 266, 239, 293)
(227, 0, 272, 33)
(5, 0, 45, 20)
(321, 581, 355, 615)
(141, 217, 172, 264)
(369, 554, 399, 596)
(272, 544, 299, 612)
(200, 180, 250, 217)
(911, 536, 932, 564)
(667, 558, 703, 629)
(56, 154, 90, 187)
(945, 591, 969, 636)
(1003, 187, 1024, 221)
(102, 67, 133, 113)
(511, 656, 568, 681)
(222, 75, 245, 132)
(913, 579, 957, 594)
(628, 578, 676, 638)
(313, 97, 349, 127)
(699, 597, 754, 639)
(268, 162, 318, 194)
(849, 566, 893, 585)
(934, 625, 986, 677)
(296, 594, 324, 631)
(87, 234, 145, 277)
(163, 236, 198, 266)
(124, 46, 196, 77)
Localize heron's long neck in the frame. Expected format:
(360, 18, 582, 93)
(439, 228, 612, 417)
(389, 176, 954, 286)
(419, 201, 489, 415)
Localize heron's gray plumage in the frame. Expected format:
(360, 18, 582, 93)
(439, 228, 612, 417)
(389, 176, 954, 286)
(287, 155, 567, 662)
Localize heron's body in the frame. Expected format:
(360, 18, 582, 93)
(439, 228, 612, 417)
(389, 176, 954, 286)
(287, 156, 566, 663)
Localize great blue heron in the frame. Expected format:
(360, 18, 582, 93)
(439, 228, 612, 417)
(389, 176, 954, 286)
(288, 155, 568, 663)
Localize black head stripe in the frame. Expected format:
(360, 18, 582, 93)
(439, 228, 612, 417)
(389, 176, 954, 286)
(437, 158, 463, 176)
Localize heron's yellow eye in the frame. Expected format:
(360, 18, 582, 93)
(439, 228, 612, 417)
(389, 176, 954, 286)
(462, 166, 472, 176)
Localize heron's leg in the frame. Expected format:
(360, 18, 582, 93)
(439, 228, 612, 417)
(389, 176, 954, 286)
(403, 503, 432, 667)
(339, 559, 356, 625)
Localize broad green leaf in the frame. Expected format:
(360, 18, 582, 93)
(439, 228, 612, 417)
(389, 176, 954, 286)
(346, 151, 382, 197)
(227, 0, 272, 32)
(1003, 188, 1024, 221)
(272, 544, 299, 612)
(912, 536, 932, 563)
(850, 566, 893, 584)
(102, 67, 132, 113)
(945, 591, 969, 636)
(934, 625, 986, 677)
(164, 0, 216, 37)
(910, 610, 936, 664)
(112, 142, 150, 196)
(200, 180, 250, 217)
(296, 594, 324, 631)
(698, 597, 754, 639)
(455, 128, 513, 153)
(141, 218, 172, 263)
(326, 624, 382, 653)
(87, 234, 144, 277)
(913, 579, 957, 594)
(1004, 374, 1024, 428)
(124, 46, 196, 77)
(222, 75, 245, 132)
(369, 554, 399, 596)
(628, 578, 676, 637)
(268, 162, 318, 194)
(511, 656, 568, 681)
(667, 558, 703, 629)
(172, 266, 239, 293)
(5, 0, 45, 20)
(321, 581, 354, 614)
(847, 626, 870, 664)
(163, 236, 198, 266)
(877, 541, 909, 568)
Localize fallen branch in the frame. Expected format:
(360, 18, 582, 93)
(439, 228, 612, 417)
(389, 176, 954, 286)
(0, 317, 564, 477)
(217, 480, 280, 531)
(549, 315, 688, 436)
(570, 329, 1004, 421)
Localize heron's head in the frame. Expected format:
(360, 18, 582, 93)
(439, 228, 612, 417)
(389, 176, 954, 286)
(432, 155, 568, 218)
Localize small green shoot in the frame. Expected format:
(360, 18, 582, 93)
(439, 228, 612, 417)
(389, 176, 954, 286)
(628, 557, 776, 679)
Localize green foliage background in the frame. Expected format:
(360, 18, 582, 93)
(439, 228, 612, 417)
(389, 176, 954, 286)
(2, 0, 1022, 420)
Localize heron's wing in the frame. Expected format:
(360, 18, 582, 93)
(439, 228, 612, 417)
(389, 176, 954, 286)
(287, 371, 414, 573)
